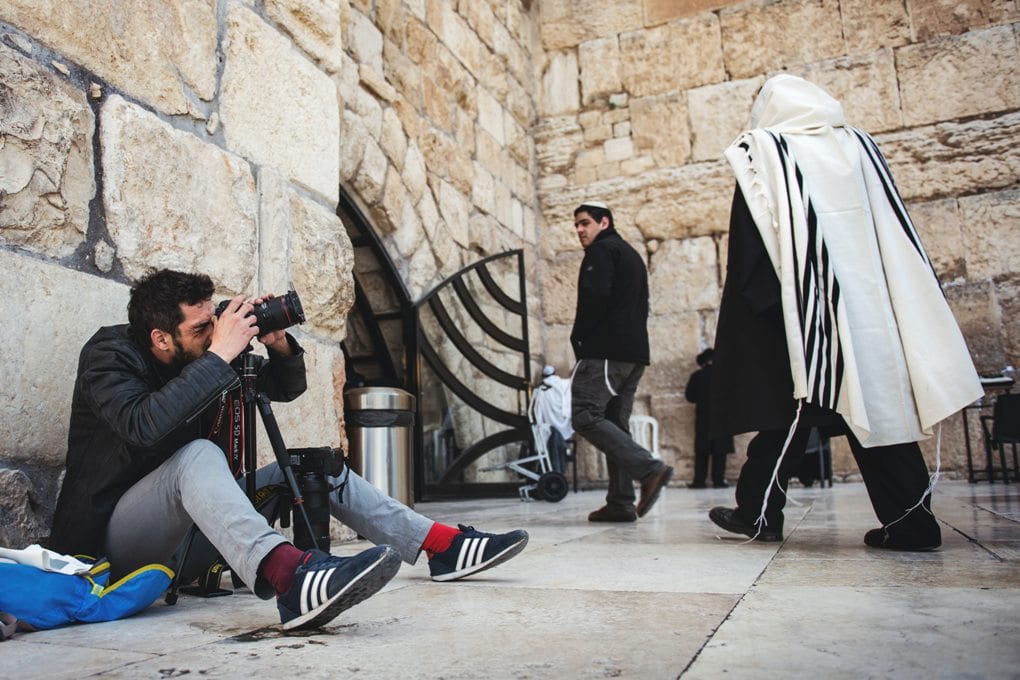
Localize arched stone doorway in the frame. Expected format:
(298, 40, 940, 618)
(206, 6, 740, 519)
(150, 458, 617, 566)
(337, 190, 534, 501)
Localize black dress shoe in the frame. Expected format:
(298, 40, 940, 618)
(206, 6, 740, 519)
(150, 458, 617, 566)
(687, 482, 707, 489)
(864, 528, 941, 552)
(713, 482, 729, 489)
(709, 506, 783, 542)
(588, 506, 637, 522)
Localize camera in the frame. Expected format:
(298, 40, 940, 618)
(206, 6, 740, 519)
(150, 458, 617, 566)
(286, 447, 345, 551)
(289, 446, 345, 478)
(214, 290, 306, 334)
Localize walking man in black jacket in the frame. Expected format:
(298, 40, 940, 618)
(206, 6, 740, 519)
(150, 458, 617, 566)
(570, 202, 673, 522)
(49, 269, 527, 630)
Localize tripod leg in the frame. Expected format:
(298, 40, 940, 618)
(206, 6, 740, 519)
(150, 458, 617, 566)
(255, 395, 325, 552)
(165, 524, 199, 605)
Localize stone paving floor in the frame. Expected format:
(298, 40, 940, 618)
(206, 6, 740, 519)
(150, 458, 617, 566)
(3, 480, 1019, 679)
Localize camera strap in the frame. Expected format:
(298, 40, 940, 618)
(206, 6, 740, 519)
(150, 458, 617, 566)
(206, 388, 244, 479)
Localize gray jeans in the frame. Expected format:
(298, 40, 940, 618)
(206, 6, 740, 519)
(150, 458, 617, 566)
(571, 359, 662, 511)
(105, 439, 432, 599)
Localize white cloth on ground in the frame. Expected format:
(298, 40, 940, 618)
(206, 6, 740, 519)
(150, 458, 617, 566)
(531, 374, 573, 441)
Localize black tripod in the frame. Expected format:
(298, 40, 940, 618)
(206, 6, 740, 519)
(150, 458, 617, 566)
(165, 347, 325, 604)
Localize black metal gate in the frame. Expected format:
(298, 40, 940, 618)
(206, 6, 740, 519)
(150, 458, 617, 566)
(339, 192, 533, 501)
(413, 250, 533, 499)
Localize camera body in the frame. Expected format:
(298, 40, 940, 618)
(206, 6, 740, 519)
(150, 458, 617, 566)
(289, 446, 345, 478)
(214, 290, 305, 334)
(287, 447, 345, 551)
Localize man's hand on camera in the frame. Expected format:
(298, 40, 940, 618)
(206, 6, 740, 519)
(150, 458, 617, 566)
(253, 294, 293, 356)
(208, 295, 259, 363)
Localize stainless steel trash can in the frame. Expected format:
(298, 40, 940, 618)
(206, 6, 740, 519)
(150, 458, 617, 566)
(345, 387, 415, 507)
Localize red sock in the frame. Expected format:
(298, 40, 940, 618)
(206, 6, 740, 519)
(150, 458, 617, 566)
(259, 543, 306, 596)
(421, 522, 461, 558)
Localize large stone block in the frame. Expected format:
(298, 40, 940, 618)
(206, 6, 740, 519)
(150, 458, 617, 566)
(838, 0, 911, 51)
(0, 0, 217, 114)
(959, 189, 1020, 281)
(944, 281, 1006, 374)
(0, 44, 94, 258)
(648, 237, 720, 314)
(477, 89, 505, 144)
(875, 111, 1020, 202)
(540, 252, 583, 325)
(688, 77, 762, 162)
(619, 24, 672, 98)
(0, 252, 128, 467)
(353, 136, 389, 206)
(789, 49, 903, 133)
(221, 4, 340, 203)
(538, 0, 644, 51)
(265, 0, 343, 73)
(101, 95, 258, 294)
(645, 0, 740, 26)
(540, 162, 734, 247)
(897, 25, 1020, 127)
(380, 107, 408, 170)
(339, 109, 369, 183)
(720, 0, 846, 80)
(578, 36, 622, 104)
(254, 336, 344, 465)
(540, 50, 580, 116)
(348, 7, 385, 73)
(631, 162, 734, 240)
(649, 393, 696, 469)
(630, 92, 693, 168)
(908, 198, 966, 282)
(537, 323, 574, 375)
(907, 0, 1020, 41)
(257, 167, 294, 294)
(437, 178, 471, 247)
(289, 191, 355, 342)
(534, 115, 584, 176)
(0, 465, 55, 549)
(644, 311, 702, 393)
(995, 274, 1020, 366)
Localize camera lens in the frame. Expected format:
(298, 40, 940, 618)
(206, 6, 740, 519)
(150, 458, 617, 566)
(213, 290, 306, 334)
(253, 290, 305, 334)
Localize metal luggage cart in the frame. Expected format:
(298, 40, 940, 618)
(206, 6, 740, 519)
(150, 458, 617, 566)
(481, 401, 569, 502)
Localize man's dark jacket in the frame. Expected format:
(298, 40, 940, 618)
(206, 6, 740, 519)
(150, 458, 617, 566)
(570, 227, 650, 365)
(48, 324, 306, 557)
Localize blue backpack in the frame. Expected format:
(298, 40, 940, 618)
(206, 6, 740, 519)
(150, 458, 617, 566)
(0, 558, 172, 635)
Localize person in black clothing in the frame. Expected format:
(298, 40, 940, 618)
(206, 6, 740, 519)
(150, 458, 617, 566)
(569, 201, 673, 523)
(684, 349, 732, 488)
(706, 78, 978, 551)
(48, 269, 528, 631)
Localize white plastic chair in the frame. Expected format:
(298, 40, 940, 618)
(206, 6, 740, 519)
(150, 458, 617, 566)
(629, 414, 661, 459)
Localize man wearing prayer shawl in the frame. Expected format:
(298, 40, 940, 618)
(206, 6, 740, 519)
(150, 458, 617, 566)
(707, 74, 982, 551)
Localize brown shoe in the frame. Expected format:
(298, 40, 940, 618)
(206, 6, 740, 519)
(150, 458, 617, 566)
(588, 506, 637, 522)
(636, 466, 673, 517)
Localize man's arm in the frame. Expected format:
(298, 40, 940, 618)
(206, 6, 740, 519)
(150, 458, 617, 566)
(572, 245, 616, 341)
(80, 341, 238, 451)
(256, 332, 307, 403)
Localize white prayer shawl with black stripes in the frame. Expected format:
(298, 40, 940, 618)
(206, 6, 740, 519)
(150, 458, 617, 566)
(724, 75, 981, 448)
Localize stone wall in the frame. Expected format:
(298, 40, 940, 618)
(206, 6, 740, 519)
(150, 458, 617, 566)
(0, 0, 543, 547)
(532, 0, 1020, 484)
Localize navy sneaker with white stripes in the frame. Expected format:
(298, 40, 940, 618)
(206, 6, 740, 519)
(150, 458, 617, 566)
(428, 524, 529, 582)
(278, 545, 400, 631)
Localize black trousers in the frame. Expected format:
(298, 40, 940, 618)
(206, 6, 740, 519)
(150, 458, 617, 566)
(734, 414, 941, 545)
(693, 447, 728, 486)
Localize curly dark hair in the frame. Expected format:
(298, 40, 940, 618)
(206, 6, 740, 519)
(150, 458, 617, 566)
(128, 269, 215, 348)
